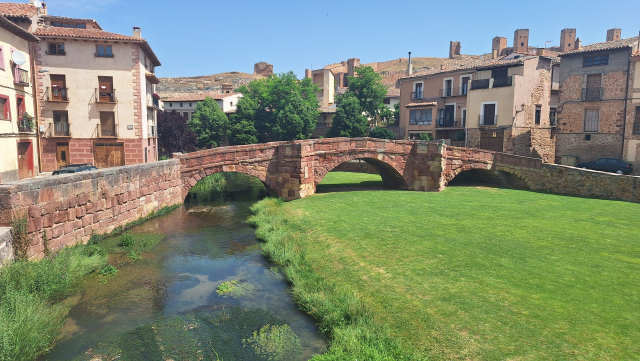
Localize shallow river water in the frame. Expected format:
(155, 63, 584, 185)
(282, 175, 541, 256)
(41, 174, 325, 361)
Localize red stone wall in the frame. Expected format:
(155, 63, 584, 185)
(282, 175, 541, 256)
(0, 160, 183, 260)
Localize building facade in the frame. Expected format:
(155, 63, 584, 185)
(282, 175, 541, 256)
(0, 15, 39, 182)
(555, 34, 638, 164)
(34, 20, 161, 171)
(162, 92, 242, 120)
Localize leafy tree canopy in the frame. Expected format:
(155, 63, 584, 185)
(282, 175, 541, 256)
(328, 92, 369, 138)
(188, 97, 230, 148)
(230, 72, 319, 144)
(157, 110, 197, 157)
(346, 66, 388, 123)
(368, 127, 396, 140)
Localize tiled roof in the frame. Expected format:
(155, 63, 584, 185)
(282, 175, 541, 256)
(162, 92, 239, 102)
(401, 55, 537, 80)
(0, 3, 37, 18)
(405, 102, 437, 108)
(0, 15, 39, 42)
(559, 37, 638, 56)
(34, 26, 161, 66)
(42, 15, 102, 30)
(386, 88, 400, 97)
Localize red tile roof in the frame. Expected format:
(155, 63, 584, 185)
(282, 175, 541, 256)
(42, 15, 102, 30)
(559, 37, 638, 56)
(386, 88, 400, 97)
(162, 92, 239, 102)
(405, 102, 437, 108)
(34, 26, 161, 66)
(0, 15, 39, 42)
(0, 3, 37, 18)
(401, 55, 538, 80)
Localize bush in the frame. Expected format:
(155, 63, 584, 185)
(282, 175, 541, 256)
(368, 127, 396, 140)
(119, 233, 135, 247)
(419, 133, 433, 141)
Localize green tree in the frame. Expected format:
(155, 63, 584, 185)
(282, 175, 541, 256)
(187, 97, 229, 148)
(328, 92, 369, 138)
(393, 102, 400, 125)
(230, 72, 319, 143)
(368, 127, 396, 140)
(346, 66, 388, 124)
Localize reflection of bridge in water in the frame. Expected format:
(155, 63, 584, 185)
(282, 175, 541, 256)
(176, 137, 543, 200)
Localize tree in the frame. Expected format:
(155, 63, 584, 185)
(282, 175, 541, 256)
(157, 110, 197, 157)
(230, 72, 319, 144)
(393, 102, 400, 125)
(328, 92, 369, 138)
(368, 127, 396, 140)
(346, 66, 388, 124)
(188, 97, 230, 148)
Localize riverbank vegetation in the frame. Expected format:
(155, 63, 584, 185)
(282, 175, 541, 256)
(250, 172, 640, 360)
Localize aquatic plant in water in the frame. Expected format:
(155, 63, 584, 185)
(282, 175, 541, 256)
(216, 280, 257, 298)
(243, 324, 302, 361)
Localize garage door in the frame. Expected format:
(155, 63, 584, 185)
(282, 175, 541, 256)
(94, 142, 124, 168)
(479, 129, 504, 152)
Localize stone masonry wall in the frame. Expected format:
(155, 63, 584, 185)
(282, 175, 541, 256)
(0, 160, 183, 262)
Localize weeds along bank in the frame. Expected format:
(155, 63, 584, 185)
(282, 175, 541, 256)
(249, 198, 418, 361)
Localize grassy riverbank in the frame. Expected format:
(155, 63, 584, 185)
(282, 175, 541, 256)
(250, 173, 640, 360)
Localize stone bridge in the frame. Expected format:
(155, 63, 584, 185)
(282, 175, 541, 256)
(175, 137, 542, 200)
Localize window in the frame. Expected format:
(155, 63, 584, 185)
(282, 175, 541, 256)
(583, 54, 609, 67)
(100, 111, 116, 137)
(169, 103, 172, 107)
(492, 68, 508, 79)
(550, 108, 557, 126)
(183, 111, 190, 120)
(409, 108, 432, 125)
(0, 97, 7, 120)
(47, 43, 65, 55)
(461, 76, 470, 95)
(230, 102, 234, 106)
(53, 111, 69, 136)
(50, 74, 67, 101)
(414, 83, 423, 99)
(97, 76, 114, 102)
(16, 96, 25, 118)
(584, 109, 599, 132)
(633, 106, 640, 134)
(96, 45, 113, 57)
(535, 105, 541, 125)
(0, 45, 4, 71)
(383, 98, 390, 105)
(189, 103, 192, 107)
(180, 103, 183, 107)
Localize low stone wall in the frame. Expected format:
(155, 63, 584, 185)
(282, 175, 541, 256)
(332, 160, 379, 174)
(0, 160, 183, 262)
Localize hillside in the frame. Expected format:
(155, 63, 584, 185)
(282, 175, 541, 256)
(157, 72, 263, 98)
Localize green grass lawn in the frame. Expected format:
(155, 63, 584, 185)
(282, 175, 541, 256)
(257, 173, 640, 360)
(316, 171, 383, 191)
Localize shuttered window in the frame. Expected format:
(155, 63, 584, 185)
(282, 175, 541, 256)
(16, 96, 25, 118)
(0, 95, 10, 120)
(584, 109, 599, 132)
(409, 109, 432, 125)
(0, 46, 4, 71)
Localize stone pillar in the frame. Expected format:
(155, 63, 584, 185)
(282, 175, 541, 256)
(274, 141, 316, 200)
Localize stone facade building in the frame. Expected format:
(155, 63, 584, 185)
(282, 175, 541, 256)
(555, 33, 638, 164)
(622, 52, 640, 171)
(162, 92, 242, 120)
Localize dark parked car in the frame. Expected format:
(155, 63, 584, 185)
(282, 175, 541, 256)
(52, 163, 98, 175)
(575, 158, 633, 175)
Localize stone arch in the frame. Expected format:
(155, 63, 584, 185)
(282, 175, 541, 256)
(181, 165, 276, 201)
(446, 165, 531, 189)
(315, 154, 409, 190)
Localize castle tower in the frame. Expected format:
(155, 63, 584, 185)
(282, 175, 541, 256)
(514, 29, 529, 53)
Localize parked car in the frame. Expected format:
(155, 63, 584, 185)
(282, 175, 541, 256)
(52, 163, 98, 175)
(575, 158, 633, 175)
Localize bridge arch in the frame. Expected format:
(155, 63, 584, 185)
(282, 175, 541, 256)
(314, 154, 409, 190)
(181, 164, 277, 201)
(446, 165, 531, 189)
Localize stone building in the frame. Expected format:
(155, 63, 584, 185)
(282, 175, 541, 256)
(622, 51, 640, 172)
(253, 61, 273, 77)
(0, 14, 40, 182)
(555, 32, 638, 164)
(162, 92, 242, 120)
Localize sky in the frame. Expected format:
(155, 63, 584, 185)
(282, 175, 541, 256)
(41, 0, 640, 79)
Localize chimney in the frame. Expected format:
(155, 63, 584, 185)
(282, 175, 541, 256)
(305, 69, 312, 79)
(492, 49, 498, 59)
(449, 41, 461, 58)
(606, 28, 621, 42)
(575, 38, 582, 50)
(133, 27, 141, 38)
(560, 28, 576, 52)
(407, 52, 413, 75)
(492, 36, 507, 57)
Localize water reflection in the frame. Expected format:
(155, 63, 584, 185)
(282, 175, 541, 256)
(41, 173, 325, 361)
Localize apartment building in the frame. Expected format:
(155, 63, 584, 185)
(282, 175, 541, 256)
(555, 31, 638, 164)
(34, 19, 161, 170)
(623, 53, 640, 171)
(162, 90, 242, 120)
(0, 15, 39, 182)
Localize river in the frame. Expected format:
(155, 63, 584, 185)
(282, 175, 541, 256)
(41, 173, 325, 361)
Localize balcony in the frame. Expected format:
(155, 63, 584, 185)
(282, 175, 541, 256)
(146, 93, 161, 109)
(479, 115, 497, 126)
(439, 87, 460, 97)
(411, 91, 423, 100)
(45, 87, 69, 102)
(492, 76, 512, 88)
(633, 121, 640, 134)
(471, 79, 490, 90)
(52, 122, 70, 137)
(18, 117, 34, 133)
(97, 123, 118, 138)
(148, 125, 157, 138)
(95, 88, 117, 103)
(582, 87, 603, 101)
(436, 117, 464, 128)
(13, 67, 29, 86)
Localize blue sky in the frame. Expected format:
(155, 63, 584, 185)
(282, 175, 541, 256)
(42, 0, 640, 78)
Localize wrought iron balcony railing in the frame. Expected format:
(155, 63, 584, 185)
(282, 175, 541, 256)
(13, 67, 29, 86)
(98, 123, 118, 137)
(439, 87, 460, 97)
(45, 86, 69, 101)
(95, 88, 117, 103)
(52, 122, 70, 136)
(411, 91, 423, 100)
(471, 79, 490, 90)
(479, 115, 497, 126)
(492, 76, 513, 88)
(582, 87, 603, 101)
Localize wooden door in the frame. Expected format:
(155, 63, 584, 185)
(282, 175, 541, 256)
(444, 105, 455, 126)
(17, 142, 33, 179)
(94, 142, 124, 169)
(98, 76, 113, 102)
(56, 142, 70, 169)
(50, 75, 66, 101)
(482, 103, 496, 125)
(479, 129, 504, 152)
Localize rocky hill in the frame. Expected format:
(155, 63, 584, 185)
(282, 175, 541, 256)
(157, 71, 263, 98)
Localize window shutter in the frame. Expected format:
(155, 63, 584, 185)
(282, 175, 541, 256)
(19, 97, 25, 117)
(3, 97, 10, 120)
(0, 46, 4, 71)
